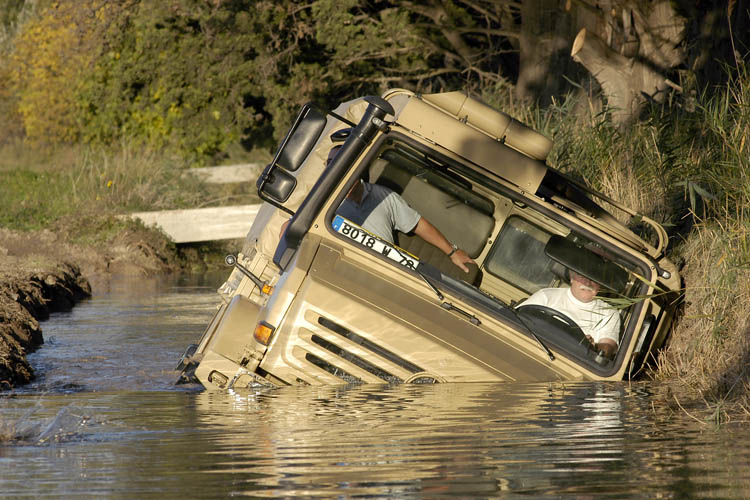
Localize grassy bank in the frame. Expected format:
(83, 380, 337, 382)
(0, 143, 269, 274)
(488, 64, 749, 421)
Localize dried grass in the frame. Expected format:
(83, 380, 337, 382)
(655, 216, 750, 417)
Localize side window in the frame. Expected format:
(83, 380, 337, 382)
(485, 217, 558, 293)
(332, 139, 495, 284)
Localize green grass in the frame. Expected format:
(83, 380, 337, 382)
(0, 142, 264, 243)
(0, 169, 67, 229)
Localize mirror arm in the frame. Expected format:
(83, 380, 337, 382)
(257, 184, 295, 215)
(327, 110, 357, 127)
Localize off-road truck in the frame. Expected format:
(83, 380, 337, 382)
(177, 89, 681, 389)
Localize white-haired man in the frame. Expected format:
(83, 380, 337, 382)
(521, 271, 620, 357)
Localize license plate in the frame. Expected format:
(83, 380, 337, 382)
(332, 215, 419, 270)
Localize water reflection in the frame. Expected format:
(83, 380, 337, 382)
(177, 383, 746, 499)
(0, 274, 748, 498)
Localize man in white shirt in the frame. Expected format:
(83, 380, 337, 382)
(521, 271, 620, 357)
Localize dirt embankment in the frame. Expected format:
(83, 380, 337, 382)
(0, 226, 184, 389)
(0, 262, 90, 388)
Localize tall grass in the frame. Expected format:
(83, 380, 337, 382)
(483, 63, 750, 415)
(657, 216, 750, 418)
(654, 63, 750, 418)
(1, 144, 198, 233)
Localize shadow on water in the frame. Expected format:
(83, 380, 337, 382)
(1, 273, 749, 498)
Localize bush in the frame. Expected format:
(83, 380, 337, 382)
(6, 0, 104, 144)
(3, 1, 524, 161)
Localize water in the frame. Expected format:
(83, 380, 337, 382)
(1, 274, 749, 499)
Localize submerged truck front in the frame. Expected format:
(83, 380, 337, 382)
(177, 89, 681, 390)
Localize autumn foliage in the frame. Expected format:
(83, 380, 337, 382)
(1, 0, 523, 160)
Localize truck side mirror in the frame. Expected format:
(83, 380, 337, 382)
(258, 104, 327, 211)
(277, 105, 327, 171)
(256, 163, 297, 203)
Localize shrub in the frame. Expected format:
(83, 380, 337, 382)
(6, 1, 113, 144)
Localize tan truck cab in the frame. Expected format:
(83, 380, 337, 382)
(177, 89, 681, 389)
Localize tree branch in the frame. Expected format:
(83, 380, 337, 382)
(331, 67, 461, 86)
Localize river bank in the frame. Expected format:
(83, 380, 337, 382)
(0, 225, 215, 389)
(0, 259, 89, 388)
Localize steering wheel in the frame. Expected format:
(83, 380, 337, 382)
(516, 304, 592, 348)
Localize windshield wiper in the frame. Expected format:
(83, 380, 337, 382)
(389, 246, 445, 301)
(441, 302, 480, 325)
(417, 270, 444, 300)
(508, 306, 556, 361)
(529, 328, 556, 361)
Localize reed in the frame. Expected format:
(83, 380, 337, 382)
(652, 64, 750, 415)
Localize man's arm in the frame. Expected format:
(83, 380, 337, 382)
(585, 307, 620, 358)
(413, 217, 475, 273)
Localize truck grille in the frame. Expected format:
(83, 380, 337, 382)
(304, 352, 361, 384)
(315, 316, 425, 380)
(310, 335, 401, 383)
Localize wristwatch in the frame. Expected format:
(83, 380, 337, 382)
(447, 243, 459, 257)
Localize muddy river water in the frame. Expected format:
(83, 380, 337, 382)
(1, 273, 749, 499)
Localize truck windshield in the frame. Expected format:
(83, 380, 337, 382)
(329, 136, 648, 369)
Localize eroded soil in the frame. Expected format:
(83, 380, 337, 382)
(0, 226, 185, 389)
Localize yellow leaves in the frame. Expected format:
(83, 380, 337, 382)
(168, 103, 182, 117)
(129, 107, 173, 145)
(6, 0, 117, 145)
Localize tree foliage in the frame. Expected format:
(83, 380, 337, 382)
(77, 1, 261, 158)
(1, 0, 746, 160)
(2, 0, 525, 159)
(7, 1, 107, 143)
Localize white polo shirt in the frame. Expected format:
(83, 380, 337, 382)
(521, 287, 621, 344)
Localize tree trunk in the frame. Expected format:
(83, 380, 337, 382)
(568, 0, 685, 124)
(571, 27, 673, 124)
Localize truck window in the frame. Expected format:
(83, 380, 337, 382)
(332, 139, 495, 285)
(484, 216, 558, 294)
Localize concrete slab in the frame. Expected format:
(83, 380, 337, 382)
(127, 204, 261, 243)
(185, 164, 262, 184)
